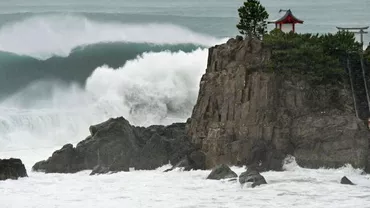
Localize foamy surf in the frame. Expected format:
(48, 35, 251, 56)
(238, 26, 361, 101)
(1, 161, 370, 208)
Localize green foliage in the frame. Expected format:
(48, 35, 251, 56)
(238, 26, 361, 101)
(365, 45, 370, 63)
(263, 29, 362, 85)
(236, 0, 269, 39)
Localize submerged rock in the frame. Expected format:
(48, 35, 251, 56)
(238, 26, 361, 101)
(33, 117, 195, 174)
(239, 169, 267, 188)
(0, 158, 28, 180)
(206, 164, 237, 180)
(340, 176, 355, 185)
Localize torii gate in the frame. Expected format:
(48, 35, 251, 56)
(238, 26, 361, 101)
(337, 26, 370, 120)
(336, 26, 369, 45)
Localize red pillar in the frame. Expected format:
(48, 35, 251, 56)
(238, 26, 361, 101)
(292, 23, 295, 33)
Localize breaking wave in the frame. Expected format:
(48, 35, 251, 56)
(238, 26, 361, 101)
(0, 14, 224, 165)
(0, 42, 203, 97)
(0, 14, 219, 59)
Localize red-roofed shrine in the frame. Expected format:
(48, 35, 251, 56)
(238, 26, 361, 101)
(268, 9, 303, 33)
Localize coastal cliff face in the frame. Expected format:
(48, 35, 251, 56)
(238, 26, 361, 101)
(187, 37, 369, 170)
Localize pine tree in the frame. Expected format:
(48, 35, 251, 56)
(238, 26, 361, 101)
(237, 0, 269, 39)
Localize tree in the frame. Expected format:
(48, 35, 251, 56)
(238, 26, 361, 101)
(237, 0, 269, 39)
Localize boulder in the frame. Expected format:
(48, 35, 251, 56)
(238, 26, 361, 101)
(340, 176, 355, 185)
(239, 169, 267, 188)
(206, 164, 237, 180)
(0, 158, 27, 180)
(33, 117, 195, 174)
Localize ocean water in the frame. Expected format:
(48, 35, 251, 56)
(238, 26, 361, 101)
(1, 160, 370, 208)
(0, 1, 370, 207)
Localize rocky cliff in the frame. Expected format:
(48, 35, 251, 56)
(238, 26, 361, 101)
(33, 38, 370, 174)
(186, 37, 370, 171)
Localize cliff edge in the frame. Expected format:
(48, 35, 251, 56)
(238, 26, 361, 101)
(186, 37, 369, 171)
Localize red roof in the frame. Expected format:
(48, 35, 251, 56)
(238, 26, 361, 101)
(268, 10, 303, 24)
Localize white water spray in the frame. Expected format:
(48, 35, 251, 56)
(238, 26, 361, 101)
(0, 48, 208, 166)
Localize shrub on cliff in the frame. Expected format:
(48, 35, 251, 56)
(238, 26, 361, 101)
(263, 29, 361, 85)
(365, 45, 370, 63)
(236, 0, 269, 39)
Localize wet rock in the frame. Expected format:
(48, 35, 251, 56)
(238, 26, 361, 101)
(164, 150, 206, 172)
(206, 164, 237, 180)
(0, 158, 28, 180)
(33, 117, 195, 174)
(188, 150, 206, 170)
(239, 169, 267, 188)
(32, 143, 83, 173)
(341, 176, 355, 185)
(246, 140, 285, 172)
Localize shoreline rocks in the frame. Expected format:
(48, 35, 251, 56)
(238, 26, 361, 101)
(164, 150, 206, 172)
(206, 164, 237, 180)
(0, 158, 28, 180)
(340, 176, 355, 185)
(33, 117, 201, 174)
(239, 168, 267, 188)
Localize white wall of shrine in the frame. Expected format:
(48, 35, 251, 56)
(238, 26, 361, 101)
(281, 23, 294, 33)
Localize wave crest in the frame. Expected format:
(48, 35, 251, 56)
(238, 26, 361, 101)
(0, 14, 221, 59)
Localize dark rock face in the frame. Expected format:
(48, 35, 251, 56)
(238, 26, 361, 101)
(0, 158, 28, 180)
(164, 150, 206, 172)
(341, 176, 355, 185)
(239, 168, 267, 188)
(246, 140, 285, 172)
(90, 165, 110, 175)
(186, 37, 370, 171)
(188, 150, 206, 170)
(33, 144, 83, 173)
(206, 164, 237, 180)
(33, 117, 195, 174)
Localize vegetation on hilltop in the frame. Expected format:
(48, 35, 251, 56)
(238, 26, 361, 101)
(263, 29, 362, 85)
(365, 45, 370, 63)
(236, 0, 369, 118)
